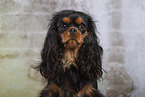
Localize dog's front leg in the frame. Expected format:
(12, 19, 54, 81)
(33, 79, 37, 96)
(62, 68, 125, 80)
(77, 84, 95, 97)
(39, 82, 63, 97)
(77, 84, 105, 97)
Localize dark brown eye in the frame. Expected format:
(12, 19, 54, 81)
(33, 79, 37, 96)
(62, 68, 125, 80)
(79, 24, 85, 29)
(60, 24, 67, 28)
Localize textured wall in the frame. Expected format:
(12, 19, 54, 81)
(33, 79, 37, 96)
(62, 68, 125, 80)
(0, 0, 47, 97)
(0, 0, 145, 97)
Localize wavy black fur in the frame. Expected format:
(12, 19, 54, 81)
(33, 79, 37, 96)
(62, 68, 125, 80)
(77, 18, 103, 81)
(38, 10, 105, 97)
(39, 14, 64, 79)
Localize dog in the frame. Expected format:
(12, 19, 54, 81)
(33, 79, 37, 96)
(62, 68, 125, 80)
(38, 10, 104, 97)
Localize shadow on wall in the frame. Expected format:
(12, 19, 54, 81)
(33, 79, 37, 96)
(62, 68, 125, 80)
(102, 62, 134, 97)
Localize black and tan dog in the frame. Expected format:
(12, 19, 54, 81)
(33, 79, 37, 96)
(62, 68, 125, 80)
(38, 10, 104, 97)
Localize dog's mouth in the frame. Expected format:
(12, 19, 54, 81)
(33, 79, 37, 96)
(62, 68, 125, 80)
(64, 39, 81, 49)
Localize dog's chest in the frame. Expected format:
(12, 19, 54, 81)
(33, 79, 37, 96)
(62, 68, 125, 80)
(62, 49, 78, 70)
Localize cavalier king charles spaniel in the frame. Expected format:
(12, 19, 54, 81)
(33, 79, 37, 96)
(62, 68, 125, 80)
(38, 10, 105, 97)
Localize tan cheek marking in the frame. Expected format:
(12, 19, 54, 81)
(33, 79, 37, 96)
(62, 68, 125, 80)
(63, 17, 71, 24)
(76, 31, 88, 44)
(60, 28, 70, 43)
(75, 17, 83, 24)
(82, 31, 88, 38)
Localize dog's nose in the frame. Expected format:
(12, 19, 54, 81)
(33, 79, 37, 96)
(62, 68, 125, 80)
(69, 28, 77, 35)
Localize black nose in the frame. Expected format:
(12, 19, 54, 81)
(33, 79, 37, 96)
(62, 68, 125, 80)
(69, 28, 77, 35)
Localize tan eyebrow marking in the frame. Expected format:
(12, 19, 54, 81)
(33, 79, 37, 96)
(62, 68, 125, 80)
(75, 17, 83, 24)
(63, 17, 71, 24)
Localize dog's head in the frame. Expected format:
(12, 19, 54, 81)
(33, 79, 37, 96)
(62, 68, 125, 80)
(40, 10, 103, 80)
(47, 10, 97, 49)
(56, 11, 89, 49)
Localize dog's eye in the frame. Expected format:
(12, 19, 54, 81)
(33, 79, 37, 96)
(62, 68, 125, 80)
(79, 24, 85, 30)
(59, 24, 67, 29)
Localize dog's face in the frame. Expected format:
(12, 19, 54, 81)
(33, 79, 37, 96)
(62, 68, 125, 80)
(56, 12, 89, 49)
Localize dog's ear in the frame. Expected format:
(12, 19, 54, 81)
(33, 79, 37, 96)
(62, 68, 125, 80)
(78, 17, 103, 80)
(39, 15, 63, 79)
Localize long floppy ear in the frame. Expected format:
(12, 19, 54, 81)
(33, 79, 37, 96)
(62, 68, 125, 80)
(78, 17, 103, 80)
(39, 15, 63, 80)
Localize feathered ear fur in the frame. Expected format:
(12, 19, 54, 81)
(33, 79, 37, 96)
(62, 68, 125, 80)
(78, 17, 103, 80)
(39, 15, 64, 80)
